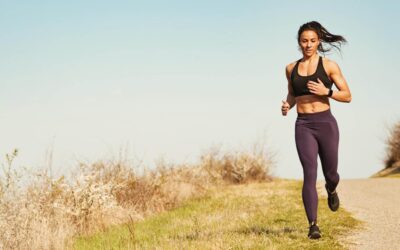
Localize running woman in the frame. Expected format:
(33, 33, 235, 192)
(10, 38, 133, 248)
(281, 21, 352, 239)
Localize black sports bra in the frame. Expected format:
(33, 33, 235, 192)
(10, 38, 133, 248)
(290, 56, 333, 97)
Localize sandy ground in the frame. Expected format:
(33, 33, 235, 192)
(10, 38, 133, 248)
(327, 178, 400, 250)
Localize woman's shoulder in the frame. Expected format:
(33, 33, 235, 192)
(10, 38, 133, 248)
(285, 60, 299, 75)
(321, 57, 341, 74)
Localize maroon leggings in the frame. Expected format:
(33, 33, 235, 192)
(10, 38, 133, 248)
(295, 109, 340, 224)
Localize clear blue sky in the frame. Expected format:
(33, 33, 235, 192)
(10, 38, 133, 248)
(1, 1, 399, 179)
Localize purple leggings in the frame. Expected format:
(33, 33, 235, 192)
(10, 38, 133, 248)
(295, 109, 340, 224)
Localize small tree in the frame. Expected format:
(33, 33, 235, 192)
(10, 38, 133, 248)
(385, 121, 400, 168)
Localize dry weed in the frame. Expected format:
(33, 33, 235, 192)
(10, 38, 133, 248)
(384, 121, 400, 168)
(0, 144, 273, 249)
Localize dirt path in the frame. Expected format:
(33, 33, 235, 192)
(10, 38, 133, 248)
(334, 178, 400, 249)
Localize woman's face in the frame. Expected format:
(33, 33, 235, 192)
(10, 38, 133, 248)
(299, 30, 320, 57)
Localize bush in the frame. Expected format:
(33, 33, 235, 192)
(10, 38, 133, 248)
(0, 145, 274, 249)
(384, 121, 400, 168)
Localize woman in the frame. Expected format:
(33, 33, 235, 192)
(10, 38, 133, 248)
(281, 21, 352, 239)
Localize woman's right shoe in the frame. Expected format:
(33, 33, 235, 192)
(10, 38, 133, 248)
(308, 222, 321, 239)
(325, 184, 340, 211)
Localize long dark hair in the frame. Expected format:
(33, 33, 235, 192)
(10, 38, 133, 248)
(297, 21, 347, 54)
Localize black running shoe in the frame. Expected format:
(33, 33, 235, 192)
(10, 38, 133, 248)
(325, 184, 340, 211)
(308, 222, 321, 239)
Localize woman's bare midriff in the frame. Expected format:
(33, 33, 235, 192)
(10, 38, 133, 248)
(295, 95, 330, 113)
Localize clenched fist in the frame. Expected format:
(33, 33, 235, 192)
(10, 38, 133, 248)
(281, 100, 290, 116)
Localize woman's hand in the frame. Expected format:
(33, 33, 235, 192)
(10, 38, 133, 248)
(281, 100, 290, 116)
(307, 78, 329, 96)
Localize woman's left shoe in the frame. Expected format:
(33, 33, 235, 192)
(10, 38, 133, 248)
(308, 222, 321, 239)
(325, 184, 340, 211)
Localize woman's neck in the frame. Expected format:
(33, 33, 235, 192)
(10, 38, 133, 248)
(302, 53, 319, 62)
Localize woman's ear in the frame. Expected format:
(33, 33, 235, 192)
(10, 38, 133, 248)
(316, 39, 321, 51)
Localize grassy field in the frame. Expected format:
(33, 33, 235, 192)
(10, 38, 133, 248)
(74, 179, 360, 249)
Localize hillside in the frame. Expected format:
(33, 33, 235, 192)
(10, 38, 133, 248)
(74, 179, 359, 249)
(371, 163, 400, 178)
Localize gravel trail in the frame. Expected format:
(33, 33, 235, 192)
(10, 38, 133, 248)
(334, 178, 400, 250)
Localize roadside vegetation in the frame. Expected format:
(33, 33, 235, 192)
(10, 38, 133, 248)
(0, 145, 273, 249)
(373, 121, 400, 178)
(74, 179, 359, 249)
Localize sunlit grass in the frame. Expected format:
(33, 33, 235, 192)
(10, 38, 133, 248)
(0, 145, 273, 249)
(74, 179, 360, 249)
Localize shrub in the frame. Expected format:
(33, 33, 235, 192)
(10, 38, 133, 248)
(384, 121, 400, 168)
(0, 145, 273, 249)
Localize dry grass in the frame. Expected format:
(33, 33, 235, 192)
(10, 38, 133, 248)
(75, 180, 360, 249)
(0, 145, 274, 250)
(374, 120, 400, 177)
(384, 121, 400, 169)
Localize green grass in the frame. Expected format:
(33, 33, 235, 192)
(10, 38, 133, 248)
(74, 179, 360, 249)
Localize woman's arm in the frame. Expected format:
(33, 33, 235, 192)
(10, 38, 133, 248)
(285, 64, 297, 108)
(327, 61, 352, 103)
(282, 64, 297, 116)
(307, 60, 352, 103)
